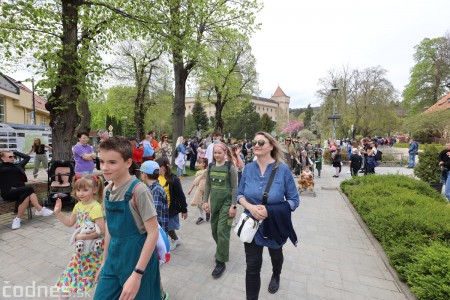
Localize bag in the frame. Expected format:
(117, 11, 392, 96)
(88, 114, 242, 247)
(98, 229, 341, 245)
(234, 213, 260, 243)
(375, 150, 382, 161)
(234, 162, 278, 243)
(143, 142, 154, 157)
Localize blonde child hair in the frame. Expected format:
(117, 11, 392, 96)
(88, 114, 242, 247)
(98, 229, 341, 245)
(72, 174, 104, 203)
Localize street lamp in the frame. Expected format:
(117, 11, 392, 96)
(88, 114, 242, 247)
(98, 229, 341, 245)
(17, 78, 36, 125)
(327, 86, 340, 141)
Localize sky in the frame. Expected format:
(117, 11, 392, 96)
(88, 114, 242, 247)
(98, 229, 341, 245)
(251, 0, 450, 108)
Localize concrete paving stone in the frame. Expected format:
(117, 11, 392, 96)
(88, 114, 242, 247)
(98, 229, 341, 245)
(324, 269, 342, 283)
(358, 274, 400, 292)
(306, 281, 344, 299)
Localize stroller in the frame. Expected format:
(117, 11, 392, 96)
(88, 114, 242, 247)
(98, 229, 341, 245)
(45, 160, 76, 205)
(297, 166, 316, 197)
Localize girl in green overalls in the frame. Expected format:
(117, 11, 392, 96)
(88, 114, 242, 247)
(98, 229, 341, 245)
(202, 142, 238, 278)
(94, 136, 160, 300)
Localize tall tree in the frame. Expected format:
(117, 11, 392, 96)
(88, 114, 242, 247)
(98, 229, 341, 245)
(317, 66, 400, 139)
(226, 102, 260, 139)
(0, 0, 149, 159)
(198, 30, 259, 131)
(260, 113, 275, 133)
(303, 104, 313, 129)
(403, 36, 450, 113)
(148, 0, 261, 144)
(110, 40, 165, 140)
(191, 99, 209, 131)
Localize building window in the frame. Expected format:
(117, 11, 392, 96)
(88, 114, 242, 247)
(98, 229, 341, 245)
(41, 117, 47, 126)
(0, 97, 4, 123)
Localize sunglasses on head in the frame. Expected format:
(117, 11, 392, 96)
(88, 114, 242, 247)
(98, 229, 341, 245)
(252, 139, 266, 146)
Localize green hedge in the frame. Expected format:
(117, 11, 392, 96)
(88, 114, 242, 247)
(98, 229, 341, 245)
(395, 143, 446, 151)
(341, 175, 450, 300)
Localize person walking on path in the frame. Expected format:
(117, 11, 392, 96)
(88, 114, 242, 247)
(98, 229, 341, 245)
(188, 157, 209, 225)
(27, 138, 52, 181)
(407, 138, 419, 168)
(54, 175, 105, 299)
(237, 131, 299, 299)
(189, 136, 198, 171)
(202, 143, 238, 278)
(0, 150, 53, 230)
(73, 132, 96, 175)
(438, 142, 450, 201)
(94, 136, 161, 300)
(155, 157, 188, 251)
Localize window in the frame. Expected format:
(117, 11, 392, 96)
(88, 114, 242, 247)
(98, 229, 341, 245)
(0, 97, 4, 123)
(41, 117, 47, 126)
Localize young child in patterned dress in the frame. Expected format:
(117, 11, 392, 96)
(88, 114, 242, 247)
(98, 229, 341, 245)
(54, 174, 105, 299)
(188, 157, 209, 225)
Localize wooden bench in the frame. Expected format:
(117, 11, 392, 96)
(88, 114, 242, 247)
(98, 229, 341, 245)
(0, 191, 33, 219)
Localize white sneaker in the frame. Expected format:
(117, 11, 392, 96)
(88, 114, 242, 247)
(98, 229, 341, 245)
(170, 238, 180, 251)
(35, 207, 54, 216)
(12, 217, 21, 230)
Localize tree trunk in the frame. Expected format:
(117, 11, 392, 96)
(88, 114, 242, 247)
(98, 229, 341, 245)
(77, 95, 91, 133)
(172, 60, 188, 148)
(215, 94, 224, 132)
(46, 0, 81, 161)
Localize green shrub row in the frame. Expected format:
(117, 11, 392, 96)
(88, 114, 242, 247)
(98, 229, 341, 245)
(341, 175, 450, 300)
(395, 143, 446, 151)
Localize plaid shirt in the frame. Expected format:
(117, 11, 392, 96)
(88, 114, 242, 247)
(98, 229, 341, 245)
(149, 181, 169, 233)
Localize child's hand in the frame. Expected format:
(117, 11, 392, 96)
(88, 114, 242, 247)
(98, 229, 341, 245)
(54, 198, 62, 214)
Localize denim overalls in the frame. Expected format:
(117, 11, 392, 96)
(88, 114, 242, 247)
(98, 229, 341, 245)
(94, 179, 160, 300)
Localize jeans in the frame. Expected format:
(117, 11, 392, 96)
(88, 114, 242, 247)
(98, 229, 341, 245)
(244, 241, 283, 300)
(190, 154, 197, 171)
(445, 174, 450, 201)
(408, 154, 416, 168)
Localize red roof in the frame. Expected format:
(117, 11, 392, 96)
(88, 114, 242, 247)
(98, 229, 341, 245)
(272, 86, 288, 97)
(425, 91, 450, 113)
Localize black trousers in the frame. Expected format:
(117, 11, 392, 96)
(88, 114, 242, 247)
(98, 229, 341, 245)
(2, 186, 35, 213)
(244, 241, 284, 300)
(190, 153, 197, 171)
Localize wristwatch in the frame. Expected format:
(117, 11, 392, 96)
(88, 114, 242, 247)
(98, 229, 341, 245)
(134, 268, 145, 275)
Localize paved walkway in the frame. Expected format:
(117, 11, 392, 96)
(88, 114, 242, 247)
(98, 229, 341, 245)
(0, 165, 416, 299)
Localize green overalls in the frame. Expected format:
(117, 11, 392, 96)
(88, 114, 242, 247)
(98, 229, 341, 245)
(94, 179, 160, 300)
(209, 163, 234, 263)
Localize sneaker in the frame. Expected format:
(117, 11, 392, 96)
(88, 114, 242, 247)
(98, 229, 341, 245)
(206, 212, 211, 222)
(35, 207, 54, 216)
(170, 238, 180, 251)
(196, 217, 204, 225)
(161, 292, 169, 300)
(11, 217, 21, 230)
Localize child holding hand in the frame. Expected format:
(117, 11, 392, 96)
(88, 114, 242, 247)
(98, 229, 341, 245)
(188, 157, 209, 225)
(54, 174, 105, 300)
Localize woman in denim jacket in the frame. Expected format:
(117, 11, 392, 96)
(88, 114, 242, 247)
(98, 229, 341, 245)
(237, 131, 299, 299)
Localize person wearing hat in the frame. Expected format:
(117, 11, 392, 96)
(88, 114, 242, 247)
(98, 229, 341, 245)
(189, 136, 199, 171)
(140, 160, 170, 300)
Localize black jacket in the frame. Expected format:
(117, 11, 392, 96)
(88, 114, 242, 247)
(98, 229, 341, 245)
(263, 201, 298, 246)
(166, 175, 188, 217)
(0, 151, 30, 191)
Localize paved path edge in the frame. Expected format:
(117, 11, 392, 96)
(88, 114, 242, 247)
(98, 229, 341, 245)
(337, 188, 418, 300)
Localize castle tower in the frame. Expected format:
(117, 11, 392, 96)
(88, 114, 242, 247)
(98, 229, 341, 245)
(271, 86, 290, 129)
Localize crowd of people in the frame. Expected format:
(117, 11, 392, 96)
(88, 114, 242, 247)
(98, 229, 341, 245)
(4, 127, 449, 300)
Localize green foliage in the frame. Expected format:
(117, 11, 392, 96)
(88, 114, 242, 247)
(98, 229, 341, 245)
(296, 129, 316, 142)
(402, 37, 450, 114)
(225, 102, 260, 139)
(341, 175, 450, 298)
(259, 113, 275, 133)
(191, 100, 209, 131)
(404, 110, 450, 144)
(303, 104, 313, 129)
(405, 242, 450, 300)
(414, 145, 442, 183)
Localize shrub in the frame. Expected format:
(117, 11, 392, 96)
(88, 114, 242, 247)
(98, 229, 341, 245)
(341, 175, 450, 299)
(414, 145, 441, 184)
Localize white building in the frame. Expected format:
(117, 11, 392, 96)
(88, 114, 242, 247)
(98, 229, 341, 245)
(185, 86, 290, 127)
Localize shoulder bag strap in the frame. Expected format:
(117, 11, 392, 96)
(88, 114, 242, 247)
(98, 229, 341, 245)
(262, 162, 279, 205)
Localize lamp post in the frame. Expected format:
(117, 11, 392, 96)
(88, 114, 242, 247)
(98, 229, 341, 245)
(327, 86, 340, 141)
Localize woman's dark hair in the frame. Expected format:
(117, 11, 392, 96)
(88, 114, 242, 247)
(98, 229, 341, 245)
(77, 132, 89, 139)
(155, 157, 173, 183)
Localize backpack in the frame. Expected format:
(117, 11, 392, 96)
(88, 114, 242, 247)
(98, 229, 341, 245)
(375, 150, 383, 161)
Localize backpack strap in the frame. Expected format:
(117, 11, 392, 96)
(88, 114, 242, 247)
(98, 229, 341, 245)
(124, 178, 142, 204)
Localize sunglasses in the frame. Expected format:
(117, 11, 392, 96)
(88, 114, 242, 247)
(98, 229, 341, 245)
(252, 140, 266, 146)
(8, 155, 16, 159)
(163, 136, 168, 139)
(285, 139, 291, 142)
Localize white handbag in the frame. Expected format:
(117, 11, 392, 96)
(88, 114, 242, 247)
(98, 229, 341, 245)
(234, 162, 279, 243)
(234, 213, 259, 243)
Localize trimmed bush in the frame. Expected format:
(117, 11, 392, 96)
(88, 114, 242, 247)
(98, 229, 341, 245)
(341, 175, 450, 299)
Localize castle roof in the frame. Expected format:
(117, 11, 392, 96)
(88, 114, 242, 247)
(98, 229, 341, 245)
(272, 86, 288, 97)
(424, 91, 450, 113)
